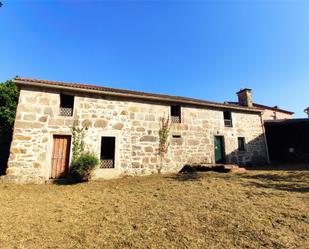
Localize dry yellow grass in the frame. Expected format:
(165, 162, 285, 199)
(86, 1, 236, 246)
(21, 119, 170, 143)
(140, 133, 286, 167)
(0, 170, 308, 249)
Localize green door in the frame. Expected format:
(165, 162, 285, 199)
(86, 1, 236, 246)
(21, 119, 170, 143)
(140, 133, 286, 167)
(215, 136, 225, 163)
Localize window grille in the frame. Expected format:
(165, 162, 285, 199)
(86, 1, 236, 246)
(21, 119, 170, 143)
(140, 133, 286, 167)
(100, 159, 114, 168)
(59, 107, 73, 116)
(224, 119, 232, 127)
(171, 116, 180, 123)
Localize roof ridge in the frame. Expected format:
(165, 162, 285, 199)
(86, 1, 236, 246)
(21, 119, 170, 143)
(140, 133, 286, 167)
(226, 101, 293, 114)
(13, 77, 262, 113)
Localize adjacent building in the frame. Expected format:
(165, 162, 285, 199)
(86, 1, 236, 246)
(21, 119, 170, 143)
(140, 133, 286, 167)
(5, 78, 268, 183)
(254, 103, 293, 121)
(227, 89, 294, 121)
(265, 119, 309, 163)
(304, 107, 309, 118)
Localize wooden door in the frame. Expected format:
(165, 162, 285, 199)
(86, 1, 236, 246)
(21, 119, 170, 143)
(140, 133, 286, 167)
(215, 136, 225, 163)
(51, 135, 71, 179)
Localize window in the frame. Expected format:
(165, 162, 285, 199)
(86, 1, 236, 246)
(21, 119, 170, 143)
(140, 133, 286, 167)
(59, 94, 74, 116)
(238, 137, 246, 151)
(171, 105, 181, 123)
(223, 111, 232, 127)
(100, 137, 115, 168)
(172, 135, 181, 138)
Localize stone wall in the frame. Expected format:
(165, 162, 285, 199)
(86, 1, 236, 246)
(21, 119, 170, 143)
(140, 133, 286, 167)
(262, 109, 292, 121)
(5, 87, 268, 183)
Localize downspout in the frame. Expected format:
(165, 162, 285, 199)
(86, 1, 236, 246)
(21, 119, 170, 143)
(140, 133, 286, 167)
(260, 113, 270, 164)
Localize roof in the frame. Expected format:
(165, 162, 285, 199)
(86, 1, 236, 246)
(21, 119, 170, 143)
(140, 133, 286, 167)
(227, 101, 293, 115)
(253, 103, 294, 114)
(13, 77, 262, 113)
(264, 118, 309, 125)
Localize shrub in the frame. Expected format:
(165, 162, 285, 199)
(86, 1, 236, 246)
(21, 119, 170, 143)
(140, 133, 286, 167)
(69, 152, 99, 182)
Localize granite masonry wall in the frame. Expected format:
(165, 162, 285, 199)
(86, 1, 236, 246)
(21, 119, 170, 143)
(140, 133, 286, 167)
(262, 109, 292, 121)
(4, 87, 268, 183)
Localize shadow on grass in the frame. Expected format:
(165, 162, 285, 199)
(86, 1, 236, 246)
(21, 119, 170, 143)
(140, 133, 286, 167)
(166, 164, 237, 182)
(165, 172, 202, 182)
(240, 171, 309, 193)
(48, 178, 85, 185)
(247, 162, 309, 171)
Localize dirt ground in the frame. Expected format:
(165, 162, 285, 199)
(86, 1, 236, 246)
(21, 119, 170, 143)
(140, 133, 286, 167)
(0, 170, 308, 249)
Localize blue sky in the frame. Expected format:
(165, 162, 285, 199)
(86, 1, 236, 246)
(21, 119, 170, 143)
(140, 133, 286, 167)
(1, 1, 308, 117)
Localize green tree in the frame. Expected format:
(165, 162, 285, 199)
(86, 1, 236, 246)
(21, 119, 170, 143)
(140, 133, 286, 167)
(0, 81, 19, 127)
(0, 80, 19, 175)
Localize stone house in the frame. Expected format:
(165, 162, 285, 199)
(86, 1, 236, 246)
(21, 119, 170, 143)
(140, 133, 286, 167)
(227, 89, 293, 121)
(5, 78, 268, 183)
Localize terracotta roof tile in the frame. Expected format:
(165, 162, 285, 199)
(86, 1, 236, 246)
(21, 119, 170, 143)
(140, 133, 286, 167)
(13, 77, 262, 113)
(227, 101, 293, 115)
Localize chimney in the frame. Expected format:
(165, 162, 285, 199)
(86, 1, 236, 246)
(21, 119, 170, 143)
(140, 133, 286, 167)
(237, 88, 253, 107)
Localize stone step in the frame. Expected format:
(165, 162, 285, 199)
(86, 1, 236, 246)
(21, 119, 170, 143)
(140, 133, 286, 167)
(230, 167, 247, 173)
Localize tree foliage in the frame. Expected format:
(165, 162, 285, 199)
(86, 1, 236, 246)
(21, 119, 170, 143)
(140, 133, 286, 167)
(71, 119, 86, 161)
(0, 80, 19, 127)
(0, 80, 19, 175)
(159, 116, 171, 156)
(70, 120, 98, 182)
(157, 115, 171, 173)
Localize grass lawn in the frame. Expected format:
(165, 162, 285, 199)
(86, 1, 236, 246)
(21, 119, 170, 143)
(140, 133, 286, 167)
(0, 170, 308, 249)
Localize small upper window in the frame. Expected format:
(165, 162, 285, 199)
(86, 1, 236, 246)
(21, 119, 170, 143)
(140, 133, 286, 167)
(223, 111, 232, 127)
(59, 94, 74, 116)
(238, 137, 246, 151)
(171, 105, 181, 123)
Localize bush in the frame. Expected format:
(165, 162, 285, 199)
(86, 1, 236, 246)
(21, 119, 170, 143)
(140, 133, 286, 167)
(69, 152, 99, 182)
